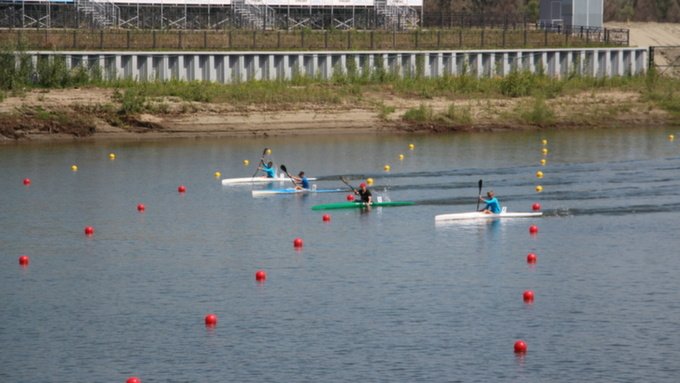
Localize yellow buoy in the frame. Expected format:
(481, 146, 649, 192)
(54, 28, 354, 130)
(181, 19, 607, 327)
(384, 164, 391, 172)
(398, 154, 405, 160)
(535, 185, 543, 193)
(408, 144, 415, 150)
(214, 171, 221, 178)
(243, 159, 250, 166)
(669, 134, 675, 142)
(71, 165, 78, 172)
(366, 178, 374, 186)
(540, 159, 547, 166)
(109, 153, 116, 160)
(542, 148, 549, 156)
(541, 139, 548, 146)
(536, 171, 544, 179)
(266, 149, 272, 155)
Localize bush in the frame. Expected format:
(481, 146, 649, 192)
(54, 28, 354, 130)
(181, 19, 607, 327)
(114, 88, 147, 115)
(500, 70, 535, 97)
(402, 104, 434, 123)
(439, 104, 472, 126)
(518, 95, 555, 126)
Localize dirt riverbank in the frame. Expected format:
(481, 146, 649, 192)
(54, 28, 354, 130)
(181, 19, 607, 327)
(0, 86, 674, 142)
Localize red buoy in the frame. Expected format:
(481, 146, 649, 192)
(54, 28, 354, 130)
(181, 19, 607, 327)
(293, 237, 304, 248)
(346, 194, 355, 201)
(84, 226, 95, 236)
(178, 185, 186, 193)
(126, 377, 141, 383)
(204, 313, 218, 327)
(526, 253, 537, 264)
(137, 203, 145, 212)
(322, 214, 331, 222)
(255, 270, 267, 282)
(18, 255, 30, 266)
(532, 203, 541, 211)
(23, 178, 31, 186)
(523, 290, 535, 303)
(529, 225, 539, 235)
(514, 340, 528, 353)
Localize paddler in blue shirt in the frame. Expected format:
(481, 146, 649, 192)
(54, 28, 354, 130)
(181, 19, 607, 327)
(293, 171, 310, 190)
(259, 161, 276, 178)
(479, 190, 501, 214)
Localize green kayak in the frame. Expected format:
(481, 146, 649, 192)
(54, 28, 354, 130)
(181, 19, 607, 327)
(311, 201, 415, 211)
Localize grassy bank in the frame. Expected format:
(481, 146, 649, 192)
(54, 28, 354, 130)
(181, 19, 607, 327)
(1, 50, 679, 139)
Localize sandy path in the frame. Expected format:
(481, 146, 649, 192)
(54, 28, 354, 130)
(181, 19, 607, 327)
(605, 22, 680, 47)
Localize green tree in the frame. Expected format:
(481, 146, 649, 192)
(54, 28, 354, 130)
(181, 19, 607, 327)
(525, 0, 540, 21)
(620, 2, 635, 21)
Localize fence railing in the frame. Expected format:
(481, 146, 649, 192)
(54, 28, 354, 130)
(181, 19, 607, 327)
(421, 12, 629, 46)
(422, 12, 534, 29)
(0, 28, 625, 51)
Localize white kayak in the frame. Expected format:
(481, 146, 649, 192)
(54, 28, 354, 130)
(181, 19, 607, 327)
(435, 210, 543, 222)
(222, 174, 317, 185)
(252, 187, 344, 197)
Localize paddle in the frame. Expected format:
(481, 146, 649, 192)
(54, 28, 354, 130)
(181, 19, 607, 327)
(340, 176, 356, 192)
(279, 164, 298, 187)
(476, 179, 483, 211)
(341, 176, 369, 205)
(251, 147, 269, 178)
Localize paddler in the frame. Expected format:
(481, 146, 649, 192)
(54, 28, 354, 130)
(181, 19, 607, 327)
(293, 171, 310, 190)
(479, 190, 501, 214)
(258, 161, 276, 178)
(353, 183, 373, 205)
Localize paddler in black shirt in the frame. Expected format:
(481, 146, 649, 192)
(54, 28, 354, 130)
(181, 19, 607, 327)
(354, 182, 373, 205)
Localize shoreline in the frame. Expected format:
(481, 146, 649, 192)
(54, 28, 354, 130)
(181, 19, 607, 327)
(1, 86, 675, 143)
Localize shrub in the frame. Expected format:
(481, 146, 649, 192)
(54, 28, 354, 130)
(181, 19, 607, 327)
(518, 95, 555, 126)
(500, 70, 535, 97)
(402, 104, 434, 123)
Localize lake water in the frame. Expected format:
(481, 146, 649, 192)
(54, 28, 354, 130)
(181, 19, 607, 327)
(2, 128, 680, 382)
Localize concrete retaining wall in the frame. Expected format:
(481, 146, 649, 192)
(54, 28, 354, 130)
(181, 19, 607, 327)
(26, 47, 648, 82)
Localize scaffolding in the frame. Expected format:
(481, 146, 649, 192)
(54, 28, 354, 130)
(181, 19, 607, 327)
(0, 0, 421, 30)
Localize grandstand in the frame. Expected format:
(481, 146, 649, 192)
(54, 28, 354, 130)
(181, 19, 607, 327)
(0, 0, 422, 30)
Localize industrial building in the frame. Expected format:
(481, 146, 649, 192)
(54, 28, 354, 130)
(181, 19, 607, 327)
(539, 0, 603, 28)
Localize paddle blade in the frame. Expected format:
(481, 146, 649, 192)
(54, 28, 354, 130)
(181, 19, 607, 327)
(280, 164, 287, 173)
(476, 179, 483, 211)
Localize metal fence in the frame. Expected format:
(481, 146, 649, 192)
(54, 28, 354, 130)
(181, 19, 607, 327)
(0, 28, 626, 51)
(651, 46, 680, 77)
(421, 12, 629, 46)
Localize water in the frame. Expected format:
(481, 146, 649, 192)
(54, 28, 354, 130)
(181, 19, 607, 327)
(1, 128, 680, 382)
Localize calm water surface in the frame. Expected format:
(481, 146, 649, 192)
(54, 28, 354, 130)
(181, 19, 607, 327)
(2, 128, 680, 382)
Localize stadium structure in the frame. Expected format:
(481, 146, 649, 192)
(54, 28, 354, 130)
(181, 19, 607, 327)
(0, 0, 422, 30)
